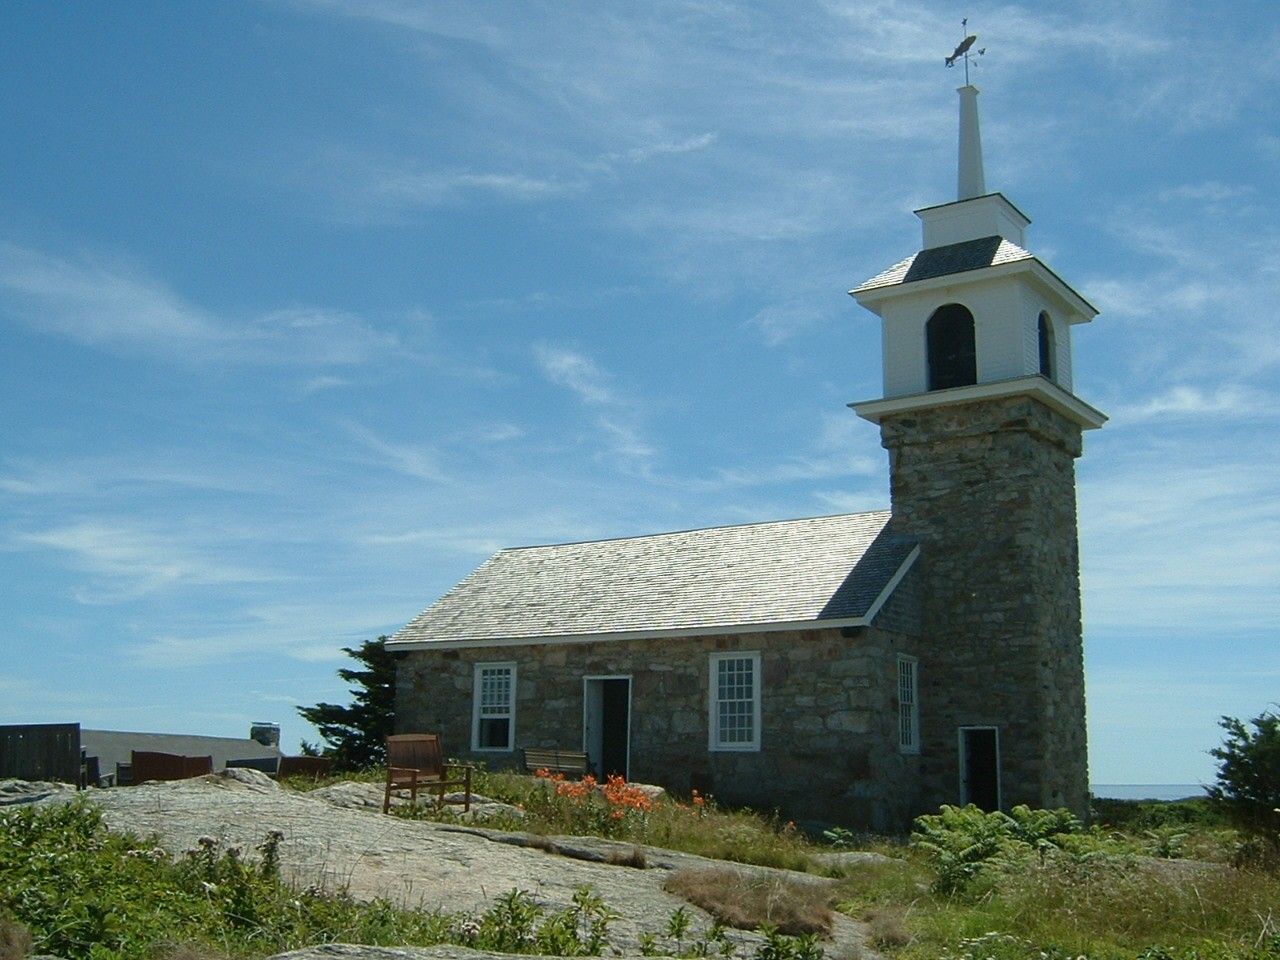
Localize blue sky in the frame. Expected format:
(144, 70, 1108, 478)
(2, 1, 1276, 787)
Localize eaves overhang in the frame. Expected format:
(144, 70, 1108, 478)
(914, 192, 1032, 225)
(851, 256, 1098, 323)
(850, 376, 1108, 431)
(387, 544, 921, 653)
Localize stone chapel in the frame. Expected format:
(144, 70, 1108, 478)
(388, 83, 1105, 829)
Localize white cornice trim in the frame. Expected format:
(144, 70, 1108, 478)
(914, 192, 1031, 226)
(850, 376, 1108, 430)
(388, 617, 871, 652)
(852, 256, 1098, 322)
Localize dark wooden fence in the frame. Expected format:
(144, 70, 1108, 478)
(0, 723, 81, 784)
(130, 751, 213, 783)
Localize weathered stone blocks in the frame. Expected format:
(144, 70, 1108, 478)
(879, 394, 1090, 816)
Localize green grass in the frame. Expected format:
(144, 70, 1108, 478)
(0, 793, 825, 960)
(10, 773, 1280, 960)
(0, 799, 632, 960)
(382, 769, 1280, 957)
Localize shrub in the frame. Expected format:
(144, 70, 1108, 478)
(1091, 796, 1225, 832)
(449, 886, 615, 957)
(910, 804, 1086, 894)
(1208, 711, 1280, 859)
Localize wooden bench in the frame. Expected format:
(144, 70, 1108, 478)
(521, 747, 590, 778)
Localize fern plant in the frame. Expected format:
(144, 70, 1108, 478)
(911, 804, 1085, 894)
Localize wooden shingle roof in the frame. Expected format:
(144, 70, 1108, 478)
(852, 235, 1035, 293)
(388, 511, 918, 649)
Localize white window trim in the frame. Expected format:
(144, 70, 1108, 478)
(472, 661, 516, 752)
(897, 655, 920, 754)
(708, 651, 762, 752)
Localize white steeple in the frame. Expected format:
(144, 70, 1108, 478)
(957, 84, 986, 200)
(847, 79, 1105, 433)
(915, 82, 1027, 250)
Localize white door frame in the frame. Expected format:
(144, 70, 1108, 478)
(582, 675, 632, 780)
(958, 725, 1002, 810)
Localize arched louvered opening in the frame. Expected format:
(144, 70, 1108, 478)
(1038, 311, 1056, 381)
(927, 303, 977, 391)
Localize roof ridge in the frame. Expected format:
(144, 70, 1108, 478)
(495, 508, 892, 553)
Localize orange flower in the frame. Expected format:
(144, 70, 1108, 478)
(554, 773, 597, 801)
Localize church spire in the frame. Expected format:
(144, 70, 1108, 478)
(957, 84, 986, 200)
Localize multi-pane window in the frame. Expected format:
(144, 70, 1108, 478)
(473, 662, 515, 751)
(709, 652, 761, 751)
(898, 656, 920, 754)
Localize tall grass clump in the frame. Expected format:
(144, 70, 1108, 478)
(411, 768, 819, 871)
(836, 802, 1280, 959)
(663, 869, 833, 936)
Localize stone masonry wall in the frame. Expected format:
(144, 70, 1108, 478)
(878, 393, 1090, 815)
(397, 615, 925, 829)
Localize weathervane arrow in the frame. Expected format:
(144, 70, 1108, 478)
(945, 34, 976, 67)
(945, 18, 986, 83)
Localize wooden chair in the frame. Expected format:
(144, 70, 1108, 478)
(383, 734, 472, 814)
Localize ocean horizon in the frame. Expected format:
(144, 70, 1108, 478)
(1091, 783, 1208, 801)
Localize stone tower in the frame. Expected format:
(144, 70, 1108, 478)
(849, 85, 1105, 815)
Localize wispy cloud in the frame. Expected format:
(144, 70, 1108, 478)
(1080, 441, 1280, 633)
(1157, 181, 1256, 205)
(341, 421, 448, 483)
(12, 520, 274, 604)
(601, 133, 719, 166)
(746, 300, 830, 346)
(535, 345, 617, 405)
(0, 242, 228, 348)
(0, 242, 397, 367)
(372, 168, 585, 207)
(300, 375, 352, 395)
(1112, 385, 1277, 423)
(123, 601, 400, 668)
(0, 452, 281, 500)
(251, 307, 399, 366)
(534, 344, 659, 472)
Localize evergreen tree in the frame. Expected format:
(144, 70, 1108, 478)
(1207, 710, 1280, 843)
(296, 636, 396, 771)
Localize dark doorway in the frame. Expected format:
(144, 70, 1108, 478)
(584, 677, 630, 779)
(960, 726, 1001, 811)
(927, 303, 977, 390)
